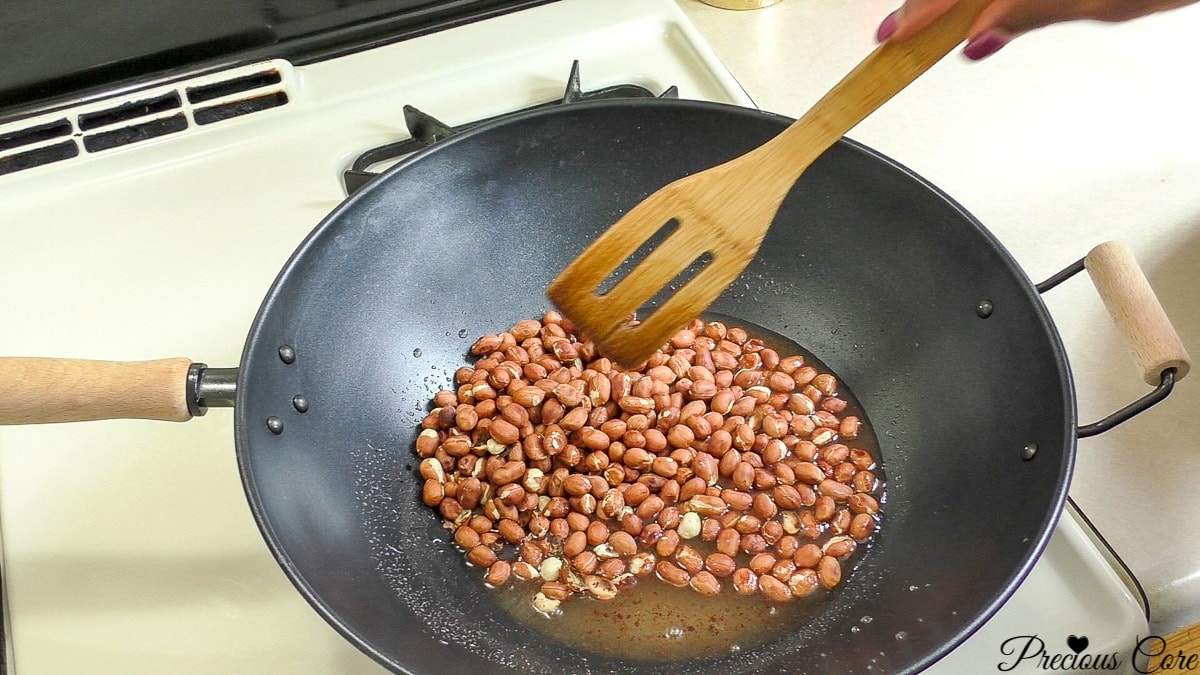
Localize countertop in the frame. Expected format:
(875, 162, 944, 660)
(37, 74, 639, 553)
(676, 0, 1200, 635)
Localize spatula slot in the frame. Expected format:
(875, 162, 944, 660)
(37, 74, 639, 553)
(596, 218, 679, 296)
(635, 251, 714, 322)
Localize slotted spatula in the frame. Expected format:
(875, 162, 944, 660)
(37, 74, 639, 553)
(548, 0, 990, 367)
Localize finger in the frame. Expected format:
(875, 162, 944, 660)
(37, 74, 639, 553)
(960, 0, 1093, 60)
(973, 0, 1197, 37)
(968, 0, 1083, 39)
(880, 0, 963, 42)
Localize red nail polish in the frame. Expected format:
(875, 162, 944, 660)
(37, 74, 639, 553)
(876, 10, 899, 43)
(963, 31, 1009, 60)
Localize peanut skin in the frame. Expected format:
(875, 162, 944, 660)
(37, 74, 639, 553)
(416, 318, 883, 608)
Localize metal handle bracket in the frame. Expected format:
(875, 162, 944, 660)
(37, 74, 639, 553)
(1037, 243, 1188, 437)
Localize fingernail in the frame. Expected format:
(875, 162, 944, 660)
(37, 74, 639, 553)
(963, 31, 1009, 60)
(875, 10, 899, 43)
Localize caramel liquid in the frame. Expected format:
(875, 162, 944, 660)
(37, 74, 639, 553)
(490, 315, 884, 662)
(492, 562, 827, 661)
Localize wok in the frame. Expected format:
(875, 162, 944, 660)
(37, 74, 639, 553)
(0, 99, 1187, 673)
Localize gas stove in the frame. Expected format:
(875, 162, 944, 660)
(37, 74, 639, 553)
(0, 0, 1149, 672)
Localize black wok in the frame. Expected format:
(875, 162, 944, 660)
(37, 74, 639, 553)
(0, 98, 1185, 673)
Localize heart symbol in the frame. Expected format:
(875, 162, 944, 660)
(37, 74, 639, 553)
(1067, 635, 1089, 654)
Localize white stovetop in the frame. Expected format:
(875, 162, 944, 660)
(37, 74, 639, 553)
(678, 0, 1200, 635)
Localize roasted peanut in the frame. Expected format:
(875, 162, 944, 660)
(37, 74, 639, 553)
(438, 498, 463, 522)
(583, 575, 618, 600)
(740, 533, 768, 555)
(792, 462, 825, 486)
(467, 545, 497, 568)
(759, 574, 793, 603)
(734, 514, 763, 535)
(853, 470, 877, 494)
(749, 553, 776, 575)
(772, 485, 803, 510)
(599, 558, 627, 580)
(655, 529, 682, 557)
(679, 476, 707, 502)
(498, 519, 525, 544)
(685, 494, 726, 517)
(848, 493, 880, 515)
(819, 479, 855, 501)
(656, 505, 681, 531)
(793, 543, 823, 568)
(720, 489, 753, 512)
(651, 456, 679, 478)
(817, 556, 842, 589)
(762, 520, 784, 545)
(716, 528, 741, 557)
(830, 509, 852, 535)
(699, 552, 734, 578)
(609, 531, 638, 556)
(486, 561, 512, 587)
(655, 561, 690, 588)
(690, 571, 721, 597)
(814, 495, 836, 521)
(752, 492, 778, 520)
(789, 568, 820, 597)
(823, 535, 856, 559)
(516, 542, 545, 568)
(850, 513, 876, 540)
(419, 318, 882, 607)
(513, 561, 540, 581)
(422, 479, 444, 506)
(771, 559, 798, 582)
(586, 520, 611, 547)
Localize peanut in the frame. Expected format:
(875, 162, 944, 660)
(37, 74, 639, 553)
(850, 513, 876, 540)
(732, 568, 759, 595)
(422, 479, 444, 506)
(759, 574, 793, 603)
(789, 568, 820, 597)
(817, 556, 842, 589)
(467, 545, 497, 568)
(417, 317, 883, 608)
(819, 479, 855, 501)
(486, 561, 512, 586)
(689, 571, 721, 597)
(655, 561, 690, 588)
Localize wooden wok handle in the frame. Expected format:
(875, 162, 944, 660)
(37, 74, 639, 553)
(1084, 242, 1191, 385)
(0, 357, 194, 424)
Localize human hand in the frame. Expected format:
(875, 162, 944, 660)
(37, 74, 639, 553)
(876, 0, 1199, 60)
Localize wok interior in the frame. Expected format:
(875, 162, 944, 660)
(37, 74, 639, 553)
(237, 100, 1074, 674)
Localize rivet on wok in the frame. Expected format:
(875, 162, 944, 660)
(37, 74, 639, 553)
(267, 416, 284, 435)
(278, 345, 296, 364)
(976, 300, 994, 318)
(292, 395, 309, 413)
(1021, 443, 1037, 461)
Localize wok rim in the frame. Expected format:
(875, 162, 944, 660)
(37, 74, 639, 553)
(232, 97, 1077, 674)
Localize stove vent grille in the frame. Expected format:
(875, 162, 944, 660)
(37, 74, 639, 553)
(0, 63, 292, 177)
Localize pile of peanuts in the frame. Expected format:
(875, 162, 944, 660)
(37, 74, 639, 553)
(415, 313, 882, 615)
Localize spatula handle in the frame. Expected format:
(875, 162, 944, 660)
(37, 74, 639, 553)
(0, 357, 195, 424)
(759, 0, 991, 180)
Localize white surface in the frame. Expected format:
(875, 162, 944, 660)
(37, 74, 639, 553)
(678, 0, 1200, 636)
(0, 0, 1162, 672)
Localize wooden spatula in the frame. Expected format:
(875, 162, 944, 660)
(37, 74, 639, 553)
(548, 0, 990, 367)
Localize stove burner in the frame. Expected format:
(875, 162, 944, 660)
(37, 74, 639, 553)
(342, 60, 677, 194)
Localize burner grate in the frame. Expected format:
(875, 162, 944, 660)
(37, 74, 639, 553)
(342, 60, 677, 194)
